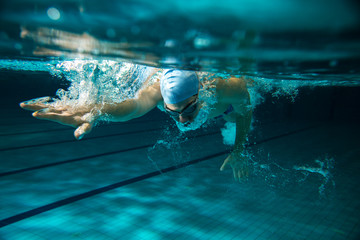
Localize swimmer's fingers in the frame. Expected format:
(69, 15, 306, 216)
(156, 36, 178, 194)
(220, 155, 249, 182)
(221, 154, 249, 181)
(236, 169, 241, 182)
(220, 156, 231, 171)
(236, 161, 249, 182)
(21, 103, 67, 114)
(20, 101, 49, 111)
(233, 168, 239, 181)
(235, 168, 245, 182)
(74, 123, 93, 140)
(32, 110, 82, 127)
(32, 111, 64, 125)
(19, 97, 54, 111)
(241, 165, 249, 181)
(22, 104, 66, 114)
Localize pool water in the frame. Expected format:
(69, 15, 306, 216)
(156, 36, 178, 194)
(1, 70, 359, 239)
(1, 0, 360, 239)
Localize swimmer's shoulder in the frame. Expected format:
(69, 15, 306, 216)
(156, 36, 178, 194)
(138, 80, 162, 104)
(143, 68, 163, 86)
(216, 76, 249, 102)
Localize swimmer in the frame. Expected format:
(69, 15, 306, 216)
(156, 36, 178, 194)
(20, 69, 252, 181)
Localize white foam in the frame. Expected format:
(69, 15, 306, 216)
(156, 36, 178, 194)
(221, 122, 236, 146)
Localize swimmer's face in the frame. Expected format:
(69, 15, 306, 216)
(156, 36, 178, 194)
(164, 95, 200, 124)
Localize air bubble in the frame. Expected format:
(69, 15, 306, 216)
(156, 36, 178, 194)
(164, 39, 177, 48)
(194, 36, 212, 49)
(47, 7, 61, 21)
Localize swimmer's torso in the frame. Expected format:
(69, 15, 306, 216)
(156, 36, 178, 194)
(208, 102, 236, 122)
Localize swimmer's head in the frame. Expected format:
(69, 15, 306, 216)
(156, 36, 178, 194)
(160, 69, 199, 104)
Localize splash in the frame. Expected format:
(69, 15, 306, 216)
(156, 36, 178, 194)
(0, 59, 157, 109)
(294, 157, 335, 196)
(252, 153, 335, 197)
(13, 59, 159, 124)
(49, 59, 154, 106)
(251, 153, 292, 188)
(247, 76, 302, 106)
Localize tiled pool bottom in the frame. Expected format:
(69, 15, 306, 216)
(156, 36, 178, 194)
(2, 173, 358, 240)
(0, 116, 359, 239)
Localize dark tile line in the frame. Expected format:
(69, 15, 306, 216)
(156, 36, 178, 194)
(0, 144, 153, 178)
(0, 125, 319, 177)
(0, 125, 321, 228)
(249, 124, 322, 146)
(0, 127, 73, 137)
(0, 151, 228, 228)
(0, 128, 163, 152)
(0, 119, 167, 137)
(0, 131, 221, 178)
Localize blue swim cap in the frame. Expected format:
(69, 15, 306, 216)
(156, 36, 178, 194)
(160, 70, 199, 104)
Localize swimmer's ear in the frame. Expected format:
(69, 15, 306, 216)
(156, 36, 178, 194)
(74, 123, 93, 140)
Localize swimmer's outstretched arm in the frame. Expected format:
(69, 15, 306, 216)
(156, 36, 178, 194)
(99, 82, 162, 122)
(20, 82, 162, 140)
(103, 68, 162, 122)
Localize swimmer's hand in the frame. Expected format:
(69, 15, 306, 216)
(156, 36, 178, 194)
(220, 150, 249, 181)
(20, 97, 96, 140)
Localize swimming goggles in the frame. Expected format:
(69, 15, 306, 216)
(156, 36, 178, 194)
(164, 95, 199, 117)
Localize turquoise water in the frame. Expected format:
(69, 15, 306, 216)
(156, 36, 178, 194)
(0, 1, 360, 239)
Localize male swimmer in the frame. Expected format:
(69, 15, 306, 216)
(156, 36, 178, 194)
(20, 69, 252, 181)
